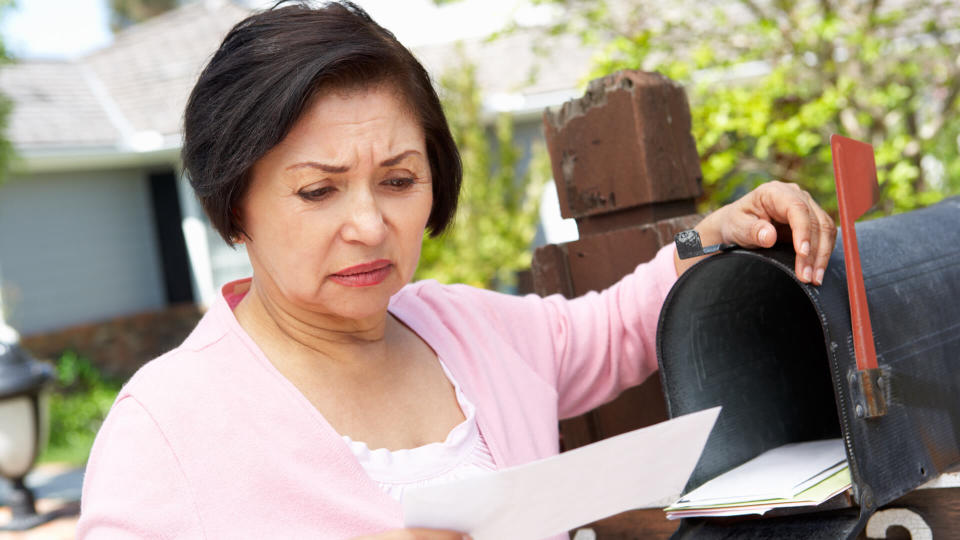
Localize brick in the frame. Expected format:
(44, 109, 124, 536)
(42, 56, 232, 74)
(531, 243, 575, 298)
(543, 70, 703, 220)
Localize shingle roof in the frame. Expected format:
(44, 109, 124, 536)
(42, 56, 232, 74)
(0, 60, 122, 149)
(82, 1, 251, 139)
(0, 1, 590, 153)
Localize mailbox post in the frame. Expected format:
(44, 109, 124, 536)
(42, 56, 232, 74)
(534, 69, 704, 445)
(533, 69, 703, 537)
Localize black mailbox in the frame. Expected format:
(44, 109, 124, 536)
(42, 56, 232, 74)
(657, 196, 960, 538)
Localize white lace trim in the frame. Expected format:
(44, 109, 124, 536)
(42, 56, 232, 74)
(343, 360, 496, 500)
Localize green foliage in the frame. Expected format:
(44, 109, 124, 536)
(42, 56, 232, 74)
(536, 0, 960, 216)
(39, 351, 121, 465)
(416, 49, 550, 289)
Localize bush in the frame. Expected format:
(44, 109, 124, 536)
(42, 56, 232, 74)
(38, 351, 122, 465)
(415, 47, 550, 290)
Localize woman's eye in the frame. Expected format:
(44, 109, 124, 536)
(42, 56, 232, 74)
(298, 186, 335, 201)
(384, 177, 415, 189)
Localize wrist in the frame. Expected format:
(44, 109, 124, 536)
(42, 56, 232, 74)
(673, 205, 729, 277)
(693, 205, 727, 247)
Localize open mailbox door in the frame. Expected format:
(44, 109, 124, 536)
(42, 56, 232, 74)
(656, 136, 960, 538)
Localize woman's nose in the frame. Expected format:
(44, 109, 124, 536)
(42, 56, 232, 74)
(340, 188, 387, 245)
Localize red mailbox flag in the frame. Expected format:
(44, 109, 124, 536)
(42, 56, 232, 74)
(830, 134, 880, 371)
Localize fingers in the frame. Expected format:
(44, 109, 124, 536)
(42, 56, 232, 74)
(680, 181, 837, 284)
(792, 188, 836, 285)
(810, 194, 836, 285)
(757, 183, 814, 261)
(744, 181, 836, 285)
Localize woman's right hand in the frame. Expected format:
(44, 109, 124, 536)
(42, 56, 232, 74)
(353, 528, 470, 540)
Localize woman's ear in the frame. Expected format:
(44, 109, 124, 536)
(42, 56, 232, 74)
(231, 207, 247, 244)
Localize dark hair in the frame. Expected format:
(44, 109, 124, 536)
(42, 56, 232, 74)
(182, 1, 461, 245)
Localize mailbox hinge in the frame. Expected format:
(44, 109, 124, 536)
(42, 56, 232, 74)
(848, 367, 890, 418)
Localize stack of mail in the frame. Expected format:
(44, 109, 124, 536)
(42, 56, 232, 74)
(665, 439, 852, 519)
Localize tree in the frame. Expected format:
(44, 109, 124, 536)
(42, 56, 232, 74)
(533, 0, 960, 216)
(415, 49, 550, 289)
(109, 0, 180, 31)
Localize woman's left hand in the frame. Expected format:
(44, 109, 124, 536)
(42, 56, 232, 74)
(675, 181, 837, 285)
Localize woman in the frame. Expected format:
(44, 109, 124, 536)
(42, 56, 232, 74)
(77, 2, 835, 539)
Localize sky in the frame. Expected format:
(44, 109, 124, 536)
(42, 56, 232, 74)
(1, 0, 112, 59)
(0, 0, 553, 60)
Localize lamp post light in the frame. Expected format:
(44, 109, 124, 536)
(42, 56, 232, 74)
(0, 323, 55, 531)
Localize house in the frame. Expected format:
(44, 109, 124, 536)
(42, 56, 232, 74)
(0, 0, 589, 372)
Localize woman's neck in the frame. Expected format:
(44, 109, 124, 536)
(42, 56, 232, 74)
(232, 277, 395, 370)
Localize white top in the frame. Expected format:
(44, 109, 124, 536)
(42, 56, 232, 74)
(343, 360, 497, 501)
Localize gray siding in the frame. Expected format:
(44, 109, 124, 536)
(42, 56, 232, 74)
(0, 170, 165, 334)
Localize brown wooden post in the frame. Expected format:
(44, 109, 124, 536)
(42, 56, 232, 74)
(535, 70, 703, 446)
(533, 70, 703, 538)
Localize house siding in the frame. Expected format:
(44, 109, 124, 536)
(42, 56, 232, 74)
(0, 169, 165, 334)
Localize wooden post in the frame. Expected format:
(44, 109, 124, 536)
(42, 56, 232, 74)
(535, 70, 702, 449)
(534, 70, 702, 537)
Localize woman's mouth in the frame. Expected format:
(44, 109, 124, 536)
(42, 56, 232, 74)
(329, 260, 393, 287)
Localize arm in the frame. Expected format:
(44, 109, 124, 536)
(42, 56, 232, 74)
(437, 243, 677, 420)
(451, 182, 835, 419)
(77, 396, 204, 539)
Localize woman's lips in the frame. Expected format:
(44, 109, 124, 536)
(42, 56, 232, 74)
(329, 260, 393, 287)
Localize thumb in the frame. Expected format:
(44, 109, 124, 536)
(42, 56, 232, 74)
(728, 210, 777, 248)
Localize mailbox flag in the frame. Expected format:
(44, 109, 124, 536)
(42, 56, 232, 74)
(830, 134, 880, 372)
(831, 135, 880, 220)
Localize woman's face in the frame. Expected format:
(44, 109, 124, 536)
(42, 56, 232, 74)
(239, 86, 433, 322)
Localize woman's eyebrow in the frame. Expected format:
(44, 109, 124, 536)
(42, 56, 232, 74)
(379, 149, 422, 167)
(286, 161, 349, 173)
(286, 149, 422, 172)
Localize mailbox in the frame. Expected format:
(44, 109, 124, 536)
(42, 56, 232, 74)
(657, 196, 960, 538)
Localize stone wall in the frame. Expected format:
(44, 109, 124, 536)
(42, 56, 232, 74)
(20, 302, 204, 381)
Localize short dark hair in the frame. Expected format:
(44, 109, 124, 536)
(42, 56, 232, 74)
(182, 1, 461, 245)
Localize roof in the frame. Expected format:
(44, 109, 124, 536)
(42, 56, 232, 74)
(81, 1, 251, 141)
(0, 60, 121, 149)
(0, 0, 592, 168)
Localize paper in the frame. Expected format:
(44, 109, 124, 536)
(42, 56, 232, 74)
(666, 466, 852, 519)
(671, 438, 846, 507)
(402, 407, 720, 540)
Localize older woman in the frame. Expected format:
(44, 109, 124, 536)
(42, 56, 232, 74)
(76, 2, 835, 539)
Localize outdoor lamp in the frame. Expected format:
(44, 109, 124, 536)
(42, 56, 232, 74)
(0, 322, 54, 530)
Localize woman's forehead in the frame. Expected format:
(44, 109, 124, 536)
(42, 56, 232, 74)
(294, 89, 422, 142)
(258, 89, 427, 174)
(273, 90, 421, 153)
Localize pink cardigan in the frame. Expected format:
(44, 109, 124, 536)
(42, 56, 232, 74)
(77, 244, 677, 539)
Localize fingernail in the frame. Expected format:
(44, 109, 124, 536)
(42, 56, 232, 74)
(758, 228, 770, 244)
(803, 266, 813, 282)
(815, 268, 824, 285)
(800, 241, 810, 256)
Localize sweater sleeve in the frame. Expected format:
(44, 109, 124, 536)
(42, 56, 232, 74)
(77, 395, 204, 539)
(432, 243, 679, 420)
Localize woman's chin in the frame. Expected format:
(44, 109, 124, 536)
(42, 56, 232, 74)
(311, 280, 404, 321)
